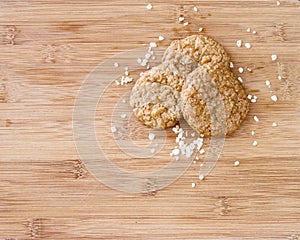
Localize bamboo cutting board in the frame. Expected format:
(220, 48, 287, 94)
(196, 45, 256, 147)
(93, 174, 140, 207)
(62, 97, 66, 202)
(0, 0, 300, 239)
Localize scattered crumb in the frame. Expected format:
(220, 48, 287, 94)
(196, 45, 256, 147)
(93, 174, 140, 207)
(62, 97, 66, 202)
(183, 22, 189, 26)
(271, 95, 278, 102)
(193, 6, 198, 12)
(198, 27, 203, 32)
(230, 62, 234, 68)
(277, 1, 280, 6)
(271, 54, 277, 61)
(272, 122, 278, 127)
(245, 43, 251, 49)
(234, 160, 240, 166)
(236, 40, 242, 47)
(192, 182, 196, 188)
(158, 36, 164, 41)
(150, 42, 157, 48)
(246, 27, 251, 33)
(111, 126, 117, 133)
(251, 130, 255, 136)
(278, 75, 282, 80)
(238, 67, 244, 73)
(252, 140, 258, 147)
(146, 3, 153, 10)
(199, 174, 205, 181)
(148, 133, 155, 141)
(114, 62, 119, 68)
(178, 16, 185, 22)
(120, 114, 127, 119)
(254, 115, 259, 122)
(238, 77, 243, 83)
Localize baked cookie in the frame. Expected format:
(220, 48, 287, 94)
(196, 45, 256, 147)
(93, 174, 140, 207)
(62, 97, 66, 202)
(181, 65, 249, 137)
(130, 60, 192, 129)
(163, 34, 231, 72)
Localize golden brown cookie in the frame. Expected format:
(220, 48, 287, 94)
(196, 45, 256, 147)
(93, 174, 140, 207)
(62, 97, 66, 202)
(163, 34, 231, 72)
(181, 65, 249, 137)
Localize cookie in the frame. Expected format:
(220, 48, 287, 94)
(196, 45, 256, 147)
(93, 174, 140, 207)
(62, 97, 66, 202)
(130, 61, 186, 129)
(181, 65, 249, 137)
(163, 34, 231, 72)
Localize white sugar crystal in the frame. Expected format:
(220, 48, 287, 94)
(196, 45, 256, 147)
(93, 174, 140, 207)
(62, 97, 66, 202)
(247, 94, 252, 100)
(198, 27, 203, 32)
(236, 40, 242, 47)
(199, 149, 205, 155)
(252, 30, 257, 35)
(230, 62, 234, 68)
(199, 174, 205, 181)
(146, 3, 153, 10)
(183, 22, 189, 26)
(271, 54, 277, 61)
(238, 77, 243, 83)
(251, 99, 257, 103)
(172, 148, 180, 156)
(265, 80, 271, 87)
(148, 133, 155, 141)
(114, 62, 119, 67)
(150, 42, 157, 48)
(111, 126, 117, 133)
(191, 182, 196, 188)
(193, 6, 198, 11)
(238, 67, 244, 73)
(246, 27, 251, 33)
(122, 99, 126, 103)
(272, 122, 278, 127)
(277, 1, 280, 6)
(271, 95, 278, 102)
(252, 140, 258, 147)
(234, 160, 240, 166)
(251, 130, 255, 136)
(150, 148, 155, 154)
(120, 114, 127, 119)
(158, 35, 164, 41)
(278, 75, 282, 80)
(245, 43, 251, 49)
(115, 80, 120, 85)
(178, 16, 185, 22)
(254, 115, 259, 122)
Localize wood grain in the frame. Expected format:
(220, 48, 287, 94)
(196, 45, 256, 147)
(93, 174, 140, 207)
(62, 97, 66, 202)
(0, 0, 300, 239)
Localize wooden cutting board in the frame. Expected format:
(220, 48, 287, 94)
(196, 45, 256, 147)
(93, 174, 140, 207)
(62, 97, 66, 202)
(0, 0, 299, 239)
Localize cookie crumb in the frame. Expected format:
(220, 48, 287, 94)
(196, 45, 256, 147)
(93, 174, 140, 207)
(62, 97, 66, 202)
(236, 40, 242, 47)
(148, 133, 155, 141)
(271, 95, 278, 102)
(271, 54, 277, 61)
(245, 43, 251, 49)
(146, 3, 153, 10)
(254, 115, 259, 122)
(234, 160, 240, 166)
(111, 126, 117, 133)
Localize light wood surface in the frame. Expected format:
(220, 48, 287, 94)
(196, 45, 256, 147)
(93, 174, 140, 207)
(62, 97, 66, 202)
(1, 0, 300, 239)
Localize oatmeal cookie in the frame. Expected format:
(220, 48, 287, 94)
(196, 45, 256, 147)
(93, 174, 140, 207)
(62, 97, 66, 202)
(181, 65, 249, 137)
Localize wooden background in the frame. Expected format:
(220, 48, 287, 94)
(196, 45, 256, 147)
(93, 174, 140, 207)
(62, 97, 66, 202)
(0, 0, 299, 239)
